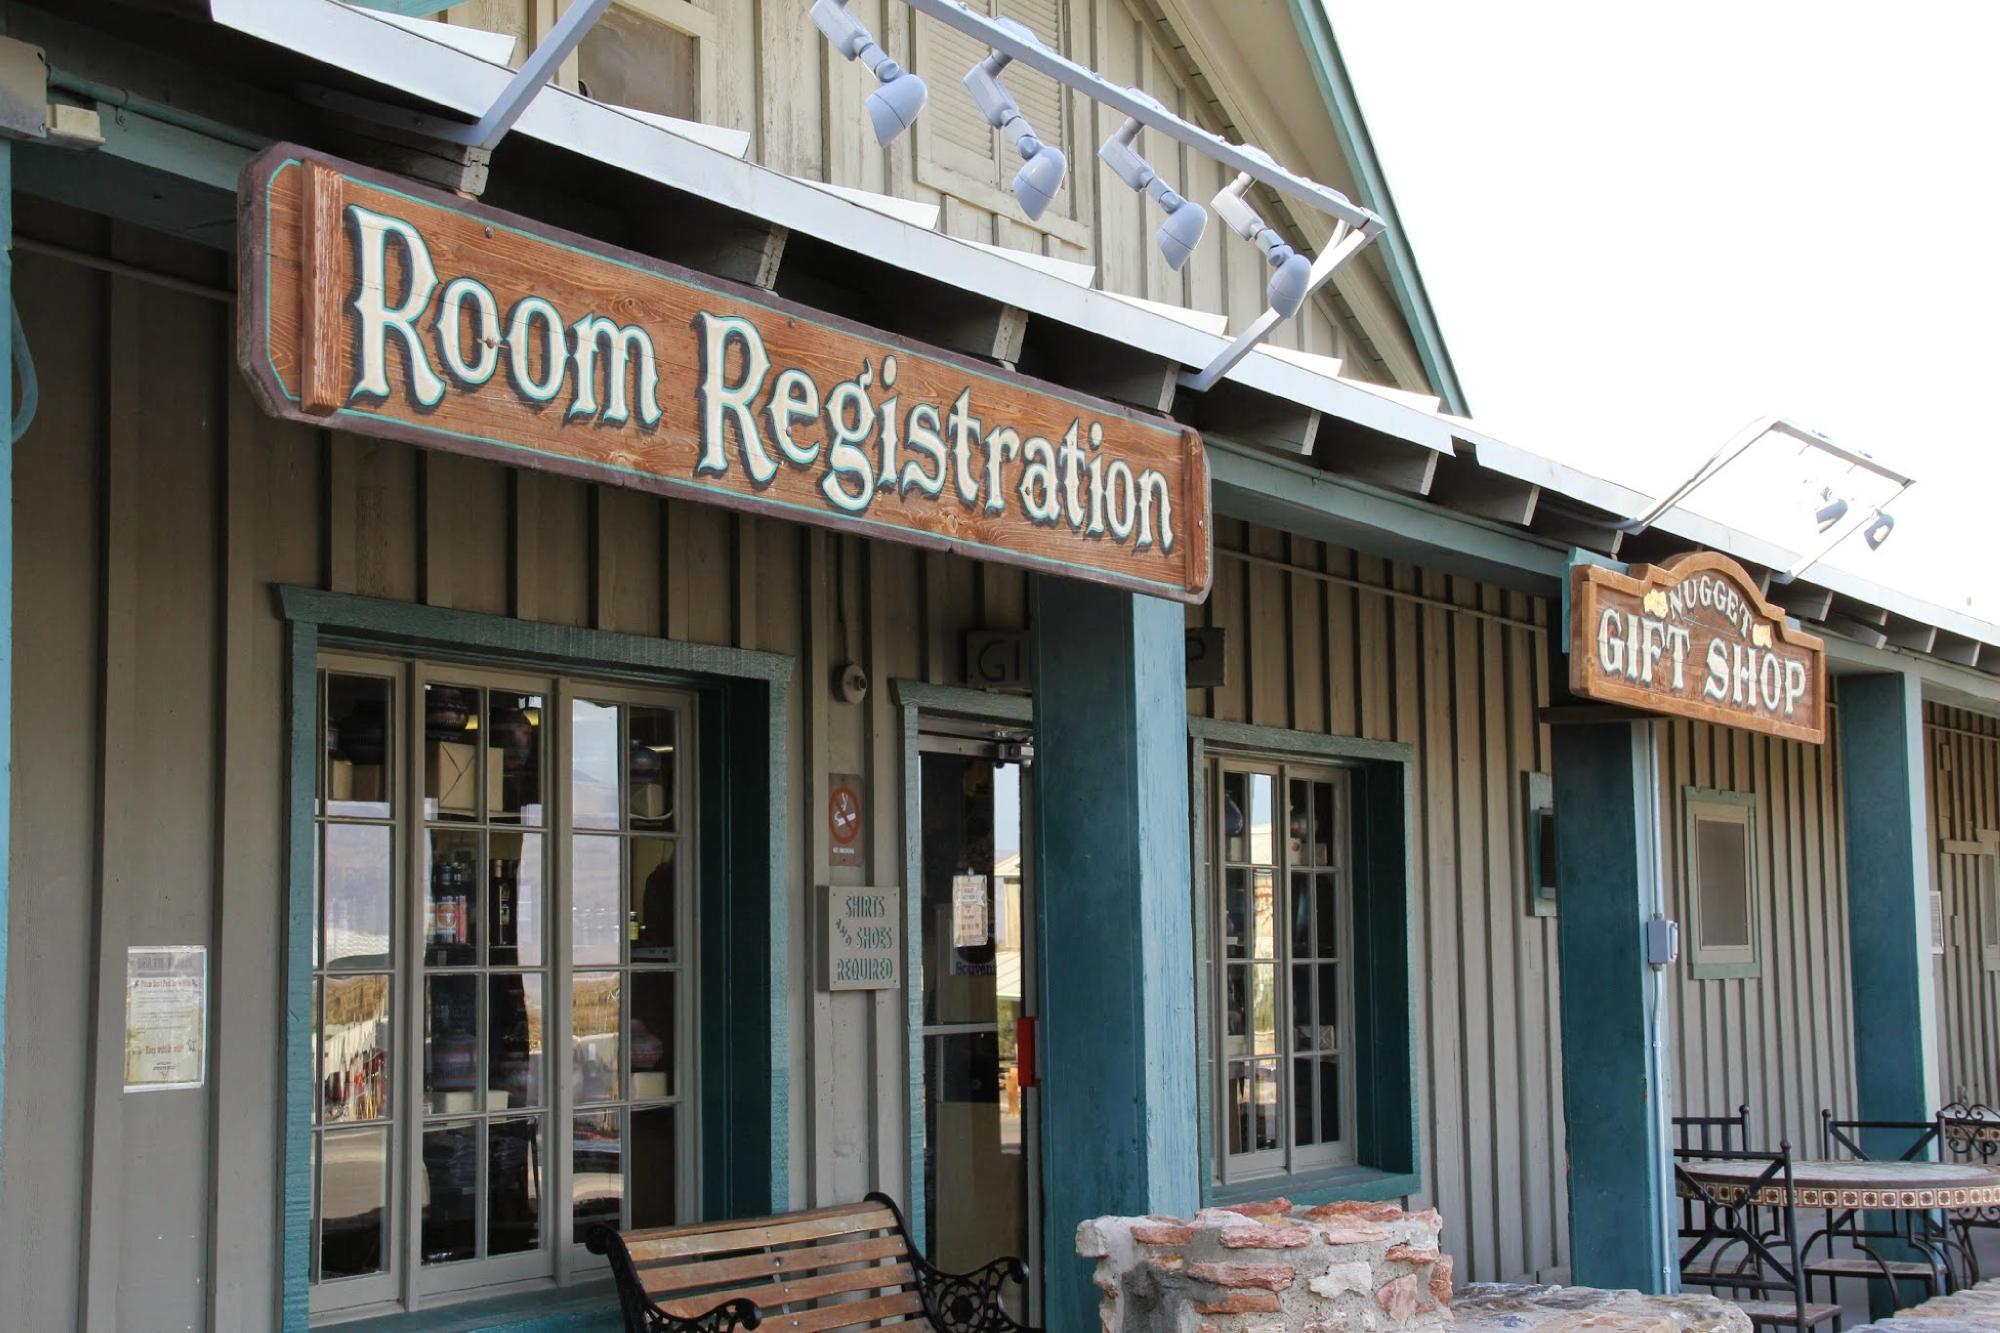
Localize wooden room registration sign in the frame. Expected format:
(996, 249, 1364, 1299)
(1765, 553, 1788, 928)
(1570, 551, 1827, 743)
(237, 146, 1211, 602)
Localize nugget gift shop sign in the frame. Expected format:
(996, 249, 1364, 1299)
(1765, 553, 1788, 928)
(1570, 551, 1826, 743)
(238, 147, 1211, 602)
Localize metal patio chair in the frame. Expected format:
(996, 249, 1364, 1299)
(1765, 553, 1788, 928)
(1805, 1111, 1961, 1302)
(1938, 1101, 2000, 1284)
(1677, 1141, 1841, 1333)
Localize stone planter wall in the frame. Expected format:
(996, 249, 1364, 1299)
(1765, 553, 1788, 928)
(1077, 1199, 1452, 1332)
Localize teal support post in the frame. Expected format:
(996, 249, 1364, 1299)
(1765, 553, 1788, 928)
(1031, 578, 1198, 1331)
(1553, 720, 1675, 1293)
(1836, 672, 1940, 1318)
(0, 138, 14, 1180)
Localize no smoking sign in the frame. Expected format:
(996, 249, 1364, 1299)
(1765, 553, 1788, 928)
(828, 772, 864, 864)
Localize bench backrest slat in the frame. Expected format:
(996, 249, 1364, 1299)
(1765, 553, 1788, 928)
(639, 1234, 909, 1296)
(623, 1206, 898, 1262)
(659, 1262, 917, 1319)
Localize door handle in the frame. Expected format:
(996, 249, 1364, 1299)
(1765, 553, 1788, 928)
(1016, 1015, 1038, 1089)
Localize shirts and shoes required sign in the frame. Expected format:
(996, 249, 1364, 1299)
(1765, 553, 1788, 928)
(1570, 551, 1827, 744)
(237, 145, 1212, 603)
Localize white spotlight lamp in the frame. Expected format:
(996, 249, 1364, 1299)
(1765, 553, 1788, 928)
(1864, 510, 1895, 550)
(1812, 491, 1848, 532)
(1099, 91, 1207, 270)
(1212, 171, 1312, 318)
(810, 0, 927, 146)
(965, 17, 1068, 220)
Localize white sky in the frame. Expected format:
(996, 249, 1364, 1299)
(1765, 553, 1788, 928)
(1324, 2, 2000, 625)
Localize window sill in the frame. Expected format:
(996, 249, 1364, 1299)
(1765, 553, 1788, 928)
(1211, 1164, 1422, 1210)
(324, 1282, 620, 1333)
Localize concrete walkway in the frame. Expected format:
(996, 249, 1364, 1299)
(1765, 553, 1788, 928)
(1848, 1279, 2000, 1333)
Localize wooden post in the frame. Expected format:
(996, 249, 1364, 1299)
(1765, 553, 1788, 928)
(298, 161, 343, 417)
(1031, 578, 1198, 1330)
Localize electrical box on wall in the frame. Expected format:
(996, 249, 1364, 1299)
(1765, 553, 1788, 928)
(1645, 917, 1680, 969)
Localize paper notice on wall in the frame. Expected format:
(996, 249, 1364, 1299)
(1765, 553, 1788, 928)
(124, 945, 207, 1092)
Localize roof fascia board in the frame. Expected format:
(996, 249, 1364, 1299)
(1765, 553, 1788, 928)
(1208, 439, 1566, 595)
(1285, 0, 1468, 415)
(207, 0, 1454, 459)
(1824, 633, 2000, 720)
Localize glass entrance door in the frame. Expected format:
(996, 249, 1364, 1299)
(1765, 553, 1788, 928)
(915, 729, 1038, 1324)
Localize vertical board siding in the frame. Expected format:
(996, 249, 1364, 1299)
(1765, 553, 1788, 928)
(1928, 705, 2000, 1105)
(1187, 527, 1568, 1285)
(1660, 715, 1858, 1153)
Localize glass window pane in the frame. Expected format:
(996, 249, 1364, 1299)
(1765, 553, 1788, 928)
(1319, 1059, 1341, 1144)
(1223, 868, 1248, 960)
(1287, 777, 1308, 864)
(1253, 1059, 1279, 1152)
(1251, 869, 1275, 959)
(488, 692, 544, 825)
(577, 6, 699, 121)
(319, 1126, 388, 1280)
(424, 829, 481, 967)
(425, 974, 481, 1115)
(572, 835, 623, 966)
(1315, 872, 1339, 960)
(1290, 870, 1312, 957)
(490, 973, 544, 1110)
(425, 684, 485, 823)
(420, 1120, 478, 1266)
(571, 700, 621, 830)
(630, 971, 675, 1102)
(1293, 1055, 1315, 1147)
(327, 674, 392, 818)
(324, 823, 393, 970)
(1318, 964, 1340, 1050)
(1312, 781, 1335, 867)
(1291, 965, 1313, 1053)
(1696, 816, 1752, 949)
(1227, 1063, 1251, 1156)
(312, 980, 322, 1127)
(490, 831, 544, 967)
(630, 838, 677, 963)
(629, 706, 676, 830)
(572, 972, 622, 1104)
(1222, 771, 1248, 864)
(322, 974, 391, 1123)
(573, 1110, 624, 1236)
(1224, 965, 1247, 1047)
(1247, 773, 1274, 865)
(1250, 964, 1277, 1055)
(489, 1117, 543, 1257)
(630, 1106, 677, 1229)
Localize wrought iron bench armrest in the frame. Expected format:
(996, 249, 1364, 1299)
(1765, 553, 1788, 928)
(586, 1224, 764, 1332)
(908, 1251, 1040, 1333)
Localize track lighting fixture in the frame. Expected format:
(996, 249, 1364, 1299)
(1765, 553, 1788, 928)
(1211, 171, 1313, 318)
(1864, 510, 1895, 550)
(811, 0, 928, 146)
(1099, 91, 1207, 270)
(964, 17, 1068, 220)
(1813, 492, 1848, 532)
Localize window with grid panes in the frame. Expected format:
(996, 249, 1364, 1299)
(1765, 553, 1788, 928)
(310, 655, 695, 1319)
(1212, 760, 1355, 1183)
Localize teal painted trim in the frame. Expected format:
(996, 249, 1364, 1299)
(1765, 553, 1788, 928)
(1189, 735, 1212, 1204)
(1681, 788, 1761, 981)
(890, 679, 1033, 725)
(1189, 715, 1414, 766)
(1207, 440, 1567, 595)
(1553, 721, 1672, 1293)
(1189, 718, 1422, 1207)
(282, 620, 321, 1331)
(344, 0, 467, 15)
(1214, 1167, 1421, 1209)
(1284, 0, 1467, 415)
(278, 587, 793, 686)
(0, 138, 14, 1197)
(335, 1283, 620, 1331)
(49, 71, 271, 153)
(1837, 673, 1938, 1124)
(893, 682, 1032, 1253)
(1562, 547, 1630, 649)
(95, 103, 254, 191)
(1033, 583, 1198, 1332)
(278, 591, 795, 1320)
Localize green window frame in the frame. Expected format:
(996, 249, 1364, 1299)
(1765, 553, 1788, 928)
(1683, 787, 1760, 980)
(1189, 718, 1419, 1207)
(280, 587, 793, 1332)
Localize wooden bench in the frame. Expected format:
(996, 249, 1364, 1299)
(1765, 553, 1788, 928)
(587, 1192, 1040, 1332)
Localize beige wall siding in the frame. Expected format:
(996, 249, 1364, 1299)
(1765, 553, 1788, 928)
(1927, 704, 2000, 1105)
(0, 215, 1025, 1327)
(1188, 521, 1569, 1285)
(1658, 716, 1858, 1155)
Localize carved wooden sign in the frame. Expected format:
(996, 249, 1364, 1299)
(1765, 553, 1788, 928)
(1570, 551, 1826, 743)
(237, 146, 1211, 602)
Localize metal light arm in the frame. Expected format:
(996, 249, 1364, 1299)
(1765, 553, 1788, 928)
(1212, 172, 1292, 261)
(964, 27, 1044, 157)
(1101, 116, 1188, 212)
(810, 0, 904, 85)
